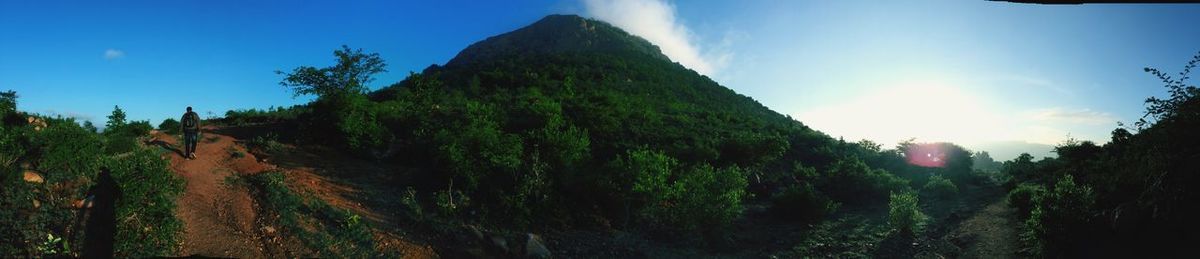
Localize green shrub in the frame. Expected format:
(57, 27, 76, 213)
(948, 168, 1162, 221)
(0, 96, 184, 257)
(615, 149, 748, 235)
(229, 148, 245, 158)
(1007, 183, 1045, 220)
(434, 188, 471, 217)
(670, 164, 748, 233)
(400, 187, 423, 220)
(921, 174, 958, 199)
(223, 106, 304, 126)
(102, 107, 152, 155)
(249, 132, 284, 154)
(1021, 175, 1094, 258)
(126, 120, 153, 136)
(887, 191, 924, 235)
(157, 118, 180, 134)
(330, 94, 390, 152)
(34, 118, 104, 184)
(771, 182, 839, 222)
(818, 158, 909, 205)
(0, 165, 44, 256)
(104, 149, 185, 257)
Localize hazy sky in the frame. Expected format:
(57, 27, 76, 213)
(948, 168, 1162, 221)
(2, 0, 1198, 148)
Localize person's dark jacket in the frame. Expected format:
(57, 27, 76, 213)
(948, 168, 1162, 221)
(181, 111, 201, 134)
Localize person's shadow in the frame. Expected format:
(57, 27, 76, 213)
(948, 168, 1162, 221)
(148, 138, 185, 158)
(81, 169, 120, 258)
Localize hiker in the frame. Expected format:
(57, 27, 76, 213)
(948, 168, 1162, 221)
(181, 106, 201, 159)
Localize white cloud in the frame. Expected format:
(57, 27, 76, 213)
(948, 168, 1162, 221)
(104, 49, 125, 60)
(1029, 108, 1117, 125)
(583, 0, 731, 76)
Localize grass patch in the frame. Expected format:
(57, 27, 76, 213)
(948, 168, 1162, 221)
(223, 174, 245, 188)
(246, 171, 385, 258)
(775, 216, 890, 258)
(228, 147, 245, 159)
(248, 133, 284, 154)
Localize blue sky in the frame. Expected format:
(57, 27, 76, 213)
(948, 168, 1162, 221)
(2, 0, 1198, 149)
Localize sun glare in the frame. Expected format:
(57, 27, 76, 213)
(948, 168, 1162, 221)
(797, 79, 1012, 147)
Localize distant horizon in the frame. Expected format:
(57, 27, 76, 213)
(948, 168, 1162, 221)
(3, 0, 1198, 151)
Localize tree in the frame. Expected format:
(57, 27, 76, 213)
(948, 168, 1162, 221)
(277, 45, 388, 98)
(106, 105, 126, 131)
(1138, 51, 1199, 128)
(0, 91, 16, 115)
(1003, 153, 1038, 186)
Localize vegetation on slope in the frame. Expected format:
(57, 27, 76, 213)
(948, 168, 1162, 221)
(248, 15, 996, 256)
(1002, 52, 1200, 258)
(0, 93, 184, 257)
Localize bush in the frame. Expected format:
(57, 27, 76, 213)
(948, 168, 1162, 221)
(0, 165, 43, 256)
(34, 118, 104, 184)
(102, 108, 153, 155)
(223, 106, 304, 126)
(1021, 175, 1094, 258)
(1007, 183, 1045, 220)
(771, 182, 839, 222)
(157, 118, 180, 134)
(104, 149, 185, 257)
(615, 149, 748, 236)
(921, 174, 958, 199)
(249, 132, 284, 154)
(888, 191, 924, 235)
(329, 94, 390, 152)
(818, 158, 909, 205)
(126, 120, 153, 136)
(434, 188, 471, 217)
(670, 164, 748, 233)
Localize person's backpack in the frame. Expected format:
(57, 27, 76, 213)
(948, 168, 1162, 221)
(183, 113, 197, 129)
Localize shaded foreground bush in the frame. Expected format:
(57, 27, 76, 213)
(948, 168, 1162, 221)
(0, 96, 184, 257)
(1007, 183, 1044, 220)
(887, 191, 924, 235)
(771, 182, 839, 223)
(921, 174, 958, 199)
(104, 149, 185, 257)
(1020, 175, 1094, 258)
(1003, 52, 1200, 257)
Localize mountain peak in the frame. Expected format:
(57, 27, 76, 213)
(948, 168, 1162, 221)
(445, 14, 670, 68)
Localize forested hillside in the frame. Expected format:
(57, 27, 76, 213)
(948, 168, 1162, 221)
(234, 14, 995, 256)
(7, 13, 1195, 258)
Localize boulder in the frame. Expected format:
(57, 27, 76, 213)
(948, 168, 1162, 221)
(72, 195, 95, 209)
(467, 225, 485, 240)
(524, 233, 551, 259)
(262, 226, 277, 236)
(23, 170, 44, 184)
(490, 236, 509, 253)
(27, 116, 46, 131)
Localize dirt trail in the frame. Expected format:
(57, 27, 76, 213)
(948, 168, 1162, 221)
(949, 199, 1020, 259)
(153, 128, 270, 257)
